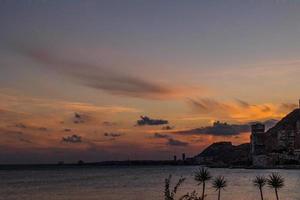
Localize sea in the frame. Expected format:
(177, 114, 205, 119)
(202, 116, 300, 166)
(0, 165, 300, 200)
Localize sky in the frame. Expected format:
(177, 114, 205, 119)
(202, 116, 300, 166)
(0, 0, 300, 164)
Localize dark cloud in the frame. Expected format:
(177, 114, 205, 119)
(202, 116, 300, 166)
(153, 133, 170, 139)
(0, 129, 34, 144)
(151, 133, 188, 147)
(235, 99, 250, 108)
(72, 112, 92, 124)
(62, 135, 82, 143)
(13, 46, 181, 100)
(161, 125, 174, 130)
(136, 116, 168, 126)
(167, 138, 189, 147)
(15, 123, 48, 132)
(15, 123, 26, 129)
(85, 74, 174, 99)
(19, 138, 33, 144)
(176, 121, 250, 136)
(104, 132, 123, 138)
(38, 127, 48, 131)
(64, 128, 72, 132)
(175, 119, 279, 136)
(73, 112, 85, 124)
(102, 121, 117, 126)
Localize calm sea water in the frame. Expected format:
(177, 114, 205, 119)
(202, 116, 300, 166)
(0, 166, 300, 200)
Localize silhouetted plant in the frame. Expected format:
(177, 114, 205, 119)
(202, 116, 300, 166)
(253, 175, 267, 200)
(267, 173, 284, 200)
(165, 175, 186, 200)
(194, 168, 212, 200)
(180, 191, 203, 200)
(212, 176, 227, 200)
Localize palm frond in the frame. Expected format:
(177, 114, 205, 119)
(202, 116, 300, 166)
(194, 167, 212, 184)
(212, 176, 227, 191)
(253, 175, 267, 188)
(267, 173, 284, 189)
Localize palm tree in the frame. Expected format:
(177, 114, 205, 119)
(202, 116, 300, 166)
(194, 168, 212, 200)
(165, 175, 186, 200)
(267, 173, 284, 200)
(212, 176, 227, 200)
(253, 176, 266, 200)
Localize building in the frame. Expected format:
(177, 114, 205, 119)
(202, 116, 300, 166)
(250, 108, 300, 167)
(250, 123, 265, 155)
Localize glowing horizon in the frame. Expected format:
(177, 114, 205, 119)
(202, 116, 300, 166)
(1, 0, 300, 164)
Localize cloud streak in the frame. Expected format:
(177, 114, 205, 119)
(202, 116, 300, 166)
(13, 45, 202, 100)
(153, 133, 170, 139)
(188, 98, 297, 122)
(167, 138, 189, 147)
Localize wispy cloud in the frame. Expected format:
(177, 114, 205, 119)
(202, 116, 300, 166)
(13, 45, 203, 100)
(153, 133, 170, 139)
(150, 133, 188, 147)
(167, 138, 189, 147)
(188, 98, 297, 122)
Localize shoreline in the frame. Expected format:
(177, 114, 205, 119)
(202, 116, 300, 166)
(1, 161, 300, 170)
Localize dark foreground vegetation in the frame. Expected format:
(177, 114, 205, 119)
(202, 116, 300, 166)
(164, 167, 285, 200)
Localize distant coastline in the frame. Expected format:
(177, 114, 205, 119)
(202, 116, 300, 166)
(2, 160, 300, 170)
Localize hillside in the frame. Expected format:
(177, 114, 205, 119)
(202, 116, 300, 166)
(193, 142, 250, 166)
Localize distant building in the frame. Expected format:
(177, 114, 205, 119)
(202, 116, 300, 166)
(250, 123, 265, 155)
(174, 155, 177, 161)
(78, 160, 84, 165)
(250, 108, 300, 167)
(182, 153, 186, 161)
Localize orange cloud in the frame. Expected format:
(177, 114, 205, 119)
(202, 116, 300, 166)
(188, 98, 297, 122)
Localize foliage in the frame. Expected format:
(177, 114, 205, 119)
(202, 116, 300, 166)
(179, 191, 203, 200)
(194, 167, 212, 200)
(267, 173, 284, 189)
(267, 173, 284, 200)
(164, 175, 186, 200)
(212, 176, 227, 191)
(253, 175, 267, 200)
(194, 168, 212, 184)
(253, 176, 267, 189)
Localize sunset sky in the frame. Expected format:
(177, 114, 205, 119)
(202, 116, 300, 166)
(1, 0, 300, 164)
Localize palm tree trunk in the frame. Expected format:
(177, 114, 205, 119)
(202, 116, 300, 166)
(202, 182, 205, 200)
(218, 189, 220, 200)
(259, 187, 264, 200)
(275, 188, 279, 200)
